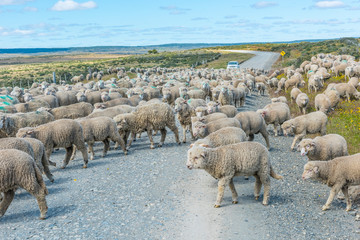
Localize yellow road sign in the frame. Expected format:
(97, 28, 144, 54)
(280, 51, 286, 56)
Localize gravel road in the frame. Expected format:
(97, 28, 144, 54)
(0, 52, 359, 240)
(224, 50, 280, 71)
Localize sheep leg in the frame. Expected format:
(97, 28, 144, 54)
(102, 139, 110, 158)
(158, 129, 167, 147)
(273, 122, 279, 136)
(45, 148, 53, 166)
(322, 184, 342, 211)
(48, 160, 56, 167)
(302, 107, 306, 115)
(41, 154, 54, 183)
(260, 129, 270, 150)
(189, 125, 195, 141)
(181, 125, 187, 143)
(228, 178, 238, 204)
(260, 174, 271, 206)
(214, 177, 230, 208)
(147, 129, 155, 149)
(76, 144, 89, 169)
(89, 142, 95, 160)
(346, 93, 350, 102)
(0, 190, 15, 217)
(254, 175, 262, 200)
(167, 123, 180, 145)
(70, 146, 77, 161)
(341, 186, 352, 211)
(291, 134, 305, 151)
(112, 135, 127, 155)
(126, 132, 136, 150)
(35, 194, 48, 220)
(61, 146, 74, 169)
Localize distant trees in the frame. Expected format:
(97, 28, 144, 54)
(148, 49, 158, 54)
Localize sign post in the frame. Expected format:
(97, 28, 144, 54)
(280, 51, 286, 63)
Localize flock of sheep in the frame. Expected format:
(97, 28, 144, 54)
(0, 52, 359, 221)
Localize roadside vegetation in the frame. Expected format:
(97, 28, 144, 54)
(196, 51, 253, 69)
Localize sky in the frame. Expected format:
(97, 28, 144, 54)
(0, 0, 359, 48)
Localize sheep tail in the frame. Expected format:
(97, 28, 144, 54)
(270, 165, 283, 180)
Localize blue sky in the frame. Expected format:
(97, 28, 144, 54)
(0, 0, 359, 48)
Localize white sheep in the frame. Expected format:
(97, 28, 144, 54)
(295, 93, 309, 115)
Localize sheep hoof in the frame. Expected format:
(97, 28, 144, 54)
(322, 205, 329, 211)
(232, 201, 238, 204)
(244, 177, 249, 180)
(346, 207, 352, 212)
(214, 204, 221, 208)
(158, 144, 163, 148)
(83, 165, 87, 169)
(60, 166, 66, 169)
(50, 178, 54, 183)
(39, 216, 46, 220)
(182, 140, 186, 143)
(255, 196, 259, 200)
(262, 202, 269, 206)
(124, 151, 128, 156)
(150, 145, 155, 149)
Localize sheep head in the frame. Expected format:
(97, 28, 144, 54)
(186, 145, 209, 170)
(281, 120, 295, 136)
(297, 139, 316, 156)
(302, 162, 319, 180)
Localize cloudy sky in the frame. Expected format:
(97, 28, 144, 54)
(0, 0, 359, 48)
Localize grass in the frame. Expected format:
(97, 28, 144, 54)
(269, 73, 360, 155)
(196, 51, 254, 69)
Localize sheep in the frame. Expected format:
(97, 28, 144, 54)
(0, 138, 54, 181)
(348, 77, 359, 88)
(308, 75, 323, 93)
(256, 82, 266, 96)
(234, 111, 270, 149)
(15, 100, 50, 113)
(115, 103, 180, 149)
(324, 89, 340, 109)
(56, 91, 78, 106)
(0, 149, 48, 220)
(71, 117, 127, 161)
(191, 112, 228, 125)
(187, 89, 206, 100)
(34, 95, 59, 108)
(0, 110, 55, 137)
(271, 96, 287, 104)
(186, 142, 283, 207)
(277, 78, 286, 91)
(94, 97, 139, 109)
(192, 118, 241, 139)
(297, 134, 348, 161)
(16, 119, 89, 169)
(296, 93, 309, 115)
(46, 102, 94, 120)
(315, 94, 331, 114)
(174, 98, 195, 143)
(88, 105, 135, 119)
(290, 88, 301, 104)
(230, 87, 245, 107)
(333, 83, 360, 102)
(282, 111, 328, 151)
(195, 106, 208, 117)
(302, 153, 360, 211)
(190, 127, 246, 148)
(162, 86, 180, 106)
(185, 98, 207, 114)
(207, 101, 237, 117)
(83, 91, 102, 105)
(256, 102, 290, 136)
(141, 87, 161, 101)
(218, 86, 233, 106)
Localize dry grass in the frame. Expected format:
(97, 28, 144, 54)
(196, 52, 254, 69)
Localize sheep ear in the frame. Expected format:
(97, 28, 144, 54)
(200, 144, 210, 148)
(200, 152, 206, 158)
(189, 144, 194, 149)
(202, 125, 206, 128)
(26, 130, 34, 135)
(310, 142, 316, 147)
(122, 119, 127, 124)
(313, 166, 319, 173)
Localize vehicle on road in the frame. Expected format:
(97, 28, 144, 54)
(227, 61, 240, 69)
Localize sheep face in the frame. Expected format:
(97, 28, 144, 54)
(17, 128, 36, 138)
(297, 139, 315, 156)
(24, 93, 33, 102)
(281, 121, 295, 136)
(174, 99, 186, 113)
(101, 93, 110, 102)
(192, 122, 206, 139)
(302, 163, 319, 180)
(186, 146, 208, 170)
(76, 93, 87, 103)
(117, 119, 130, 131)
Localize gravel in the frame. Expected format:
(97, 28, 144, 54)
(1, 54, 359, 239)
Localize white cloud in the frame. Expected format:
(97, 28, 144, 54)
(159, 5, 191, 15)
(24, 6, 37, 12)
(251, 1, 278, 9)
(13, 29, 34, 35)
(51, 0, 97, 11)
(315, 1, 345, 8)
(0, 0, 31, 5)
